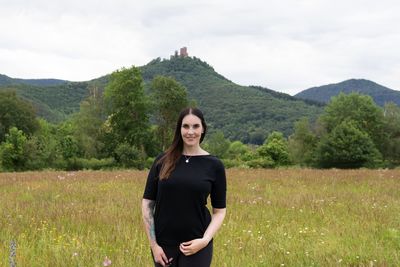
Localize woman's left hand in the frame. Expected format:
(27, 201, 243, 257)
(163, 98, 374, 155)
(179, 238, 209, 256)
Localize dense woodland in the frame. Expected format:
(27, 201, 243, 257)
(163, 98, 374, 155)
(0, 57, 323, 141)
(1, 58, 400, 171)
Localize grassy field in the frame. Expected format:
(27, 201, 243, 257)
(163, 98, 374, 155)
(0, 168, 399, 266)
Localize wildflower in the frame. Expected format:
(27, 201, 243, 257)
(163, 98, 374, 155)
(73, 252, 78, 257)
(103, 256, 112, 266)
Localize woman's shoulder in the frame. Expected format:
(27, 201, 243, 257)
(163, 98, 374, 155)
(149, 152, 165, 167)
(202, 154, 225, 168)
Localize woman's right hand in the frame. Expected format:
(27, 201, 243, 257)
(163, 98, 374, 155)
(151, 243, 173, 267)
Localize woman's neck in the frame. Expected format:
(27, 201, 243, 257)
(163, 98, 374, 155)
(182, 145, 205, 155)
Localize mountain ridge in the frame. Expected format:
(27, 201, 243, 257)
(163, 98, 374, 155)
(0, 57, 325, 143)
(294, 78, 400, 106)
(0, 73, 68, 87)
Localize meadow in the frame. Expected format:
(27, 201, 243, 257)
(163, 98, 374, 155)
(0, 168, 399, 266)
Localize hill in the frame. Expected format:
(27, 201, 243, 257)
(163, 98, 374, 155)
(0, 57, 323, 143)
(0, 74, 67, 87)
(140, 57, 323, 142)
(0, 82, 92, 122)
(295, 79, 400, 106)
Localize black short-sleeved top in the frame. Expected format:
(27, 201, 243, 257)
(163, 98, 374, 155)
(143, 154, 227, 246)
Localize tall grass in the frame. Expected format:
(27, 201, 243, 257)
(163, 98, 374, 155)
(0, 169, 399, 266)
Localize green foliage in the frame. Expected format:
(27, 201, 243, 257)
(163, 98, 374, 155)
(2, 56, 323, 143)
(59, 157, 116, 171)
(288, 117, 318, 166)
(58, 135, 80, 160)
(203, 131, 231, 158)
(316, 120, 382, 168)
(3, 59, 400, 170)
(150, 76, 189, 150)
(0, 90, 39, 142)
(0, 82, 92, 122)
(382, 102, 400, 165)
(257, 131, 290, 167)
(246, 157, 275, 168)
(0, 127, 28, 171)
(141, 56, 323, 142)
(227, 141, 251, 160)
(248, 128, 266, 145)
(9, 119, 61, 170)
(71, 87, 106, 158)
(104, 66, 150, 151)
(320, 92, 386, 152)
(114, 142, 147, 169)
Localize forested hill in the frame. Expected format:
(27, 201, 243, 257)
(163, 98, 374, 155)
(0, 57, 323, 143)
(0, 74, 67, 87)
(139, 57, 323, 142)
(0, 81, 93, 122)
(295, 79, 400, 106)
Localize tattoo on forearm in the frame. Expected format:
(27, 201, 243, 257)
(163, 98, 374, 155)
(145, 201, 156, 241)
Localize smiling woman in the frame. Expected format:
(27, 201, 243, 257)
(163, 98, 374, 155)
(141, 107, 227, 267)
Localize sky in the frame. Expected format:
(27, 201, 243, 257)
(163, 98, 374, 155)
(1, 0, 400, 95)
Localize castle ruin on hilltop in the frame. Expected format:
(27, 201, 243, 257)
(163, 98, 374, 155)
(171, 47, 189, 59)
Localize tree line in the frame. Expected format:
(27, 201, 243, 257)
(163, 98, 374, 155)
(1, 66, 399, 171)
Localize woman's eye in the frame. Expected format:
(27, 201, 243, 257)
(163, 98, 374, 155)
(182, 124, 201, 129)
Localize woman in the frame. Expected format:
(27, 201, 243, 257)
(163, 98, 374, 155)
(142, 107, 227, 267)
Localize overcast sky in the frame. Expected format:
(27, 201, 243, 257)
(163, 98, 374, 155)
(1, 0, 400, 95)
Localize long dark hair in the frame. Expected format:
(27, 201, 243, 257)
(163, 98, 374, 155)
(158, 107, 207, 179)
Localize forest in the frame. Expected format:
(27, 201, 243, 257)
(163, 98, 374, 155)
(1, 60, 400, 171)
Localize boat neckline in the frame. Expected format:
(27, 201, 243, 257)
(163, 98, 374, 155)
(181, 154, 212, 157)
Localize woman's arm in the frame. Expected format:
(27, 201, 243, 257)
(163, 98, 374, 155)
(179, 207, 226, 256)
(203, 207, 226, 243)
(142, 199, 172, 267)
(141, 198, 157, 247)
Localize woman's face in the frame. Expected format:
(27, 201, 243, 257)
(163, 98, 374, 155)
(181, 114, 203, 148)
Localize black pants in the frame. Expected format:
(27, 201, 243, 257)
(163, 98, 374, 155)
(152, 241, 213, 267)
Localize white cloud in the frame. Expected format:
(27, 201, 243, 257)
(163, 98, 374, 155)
(0, 0, 400, 94)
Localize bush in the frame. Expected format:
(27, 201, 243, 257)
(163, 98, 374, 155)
(316, 120, 382, 168)
(77, 158, 116, 170)
(114, 142, 147, 169)
(221, 159, 243, 168)
(247, 158, 274, 168)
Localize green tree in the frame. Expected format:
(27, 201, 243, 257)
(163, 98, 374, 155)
(316, 120, 382, 168)
(257, 131, 290, 166)
(248, 128, 266, 145)
(288, 117, 317, 166)
(227, 141, 251, 160)
(150, 76, 188, 150)
(114, 142, 147, 169)
(382, 102, 400, 164)
(104, 66, 150, 152)
(204, 131, 230, 158)
(0, 127, 28, 171)
(59, 135, 80, 160)
(24, 119, 59, 170)
(320, 92, 386, 152)
(0, 91, 39, 142)
(72, 86, 106, 158)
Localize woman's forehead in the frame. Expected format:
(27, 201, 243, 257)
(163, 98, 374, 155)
(182, 114, 201, 124)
